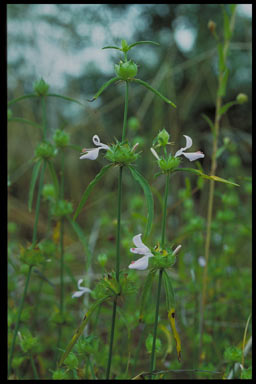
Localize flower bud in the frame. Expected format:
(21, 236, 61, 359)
(115, 60, 138, 80)
(33, 77, 49, 96)
(208, 20, 216, 33)
(121, 39, 129, 52)
(156, 128, 170, 147)
(51, 200, 73, 218)
(42, 183, 57, 201)
(97, 253, 108, 268)
(236, 93, 248, 104)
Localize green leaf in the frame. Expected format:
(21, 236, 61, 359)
(73, 163, 112, 220)
(28, 160, 42, 212)
(218, 68, 229, 97)
(8, 117, 42, 129)
(139, 269, 157, 322)
(8, 94, 38, 106)
(201, 113, 215, 134)
(58, 296, 110, 367)
(223, 7, 231, 40)
(47, 93, 83, 106)
(217, 43, 225, 72)
(47, 161, 60, 198)
(102, 45, 122, 50)
(175, 168, 239, 186)
(162, 270, 176, 311)
(128, 40, 160, 49)
(219, 100, 237, 116)
(88, 77, 120, 102)
(132, 78, 176, 108)
(67, 216, 92, 267)
(128, 165, 154, 238)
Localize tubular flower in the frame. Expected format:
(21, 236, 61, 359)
(80, 135, 110, 160)
(72, 279, 92, 298)
(174, 135, 205, 162)
(129, 234, 153, 270)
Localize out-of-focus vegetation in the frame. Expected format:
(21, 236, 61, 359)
(8, 4, 251, 380)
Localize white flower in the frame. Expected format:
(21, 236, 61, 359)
(198, 256, 206, 267)
(72, 279, 92, 298)
(174, 135, 205, 162)
(128, 234, 154, 270)
(80, 135, 110, 160)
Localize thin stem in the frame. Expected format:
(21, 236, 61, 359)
(30, 354, 39, 379)
(106, 79, 129, 380)
(150, 172, 170, 378)
(122, 81, 129, 142)
(161, 173, 170, 247)
(32, 160, 47, 245)
(199, 7, 237, 356)
(106, 298, 117, 379)
(55, 151, 65, 368)
(42, 96, 47, 140)
(150, 269, 163, 377)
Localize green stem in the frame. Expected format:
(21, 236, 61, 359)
(32, 160, 47, 245)
(150, 172, 170, 378)
(161, 173, 170, 247)
(55, 151, 65, 368)
(150, 269, 163, 377)
(106, 80, 129, 380)
(122, 81, 129, 142)
(30, 354, 39, 379)
(42, 96, 47, 140)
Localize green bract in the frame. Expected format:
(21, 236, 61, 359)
(158, 155, 181, 172)
(35, 141, 57, 160)
(33, 77, 49, 96)
(20, 245, 46, 267)
(51, 200, 73, 218)
(149, 246, 177, 269)
(53, 129, 70, 148)
(105, 141, 139, 165)
(155, 128, 170, 147)
(115, 60, 138, 80)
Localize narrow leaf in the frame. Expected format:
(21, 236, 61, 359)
(162, 270, 176, 311)
(168, 308, 182, 362)
(47, 161, 60, 198)
(219, 100, 237, 116)
(217, 68, 229, 97)
(8, 94, 38, 106)
(128, 41, 160, 49)
(102, 45, 122, 50)
(139, 269, 157, 322)
(47, 93, 83, 106)
(128, 165, 154, 238)
(28, 160, 42, 212)
(58, 296, 110, 367)
(88, 77, 120, 102)
(217, 43, 225, 72)
(67, 216, 92, 267)
(223, 7, 231, 40)
(8, 117, 42, 129)
(174, 168, 239, 186)
(132, 78, 176, 108)
(73, 163, 112, 220)
(201, 113, 215, 134)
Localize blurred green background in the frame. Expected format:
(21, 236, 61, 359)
(8, 4, 252, 379)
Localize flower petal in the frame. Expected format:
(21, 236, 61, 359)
(174, 135, 193, 158)
(182, 151, 205, 162)
(80, 148, 100, 160)
(150, 147, 160, 160)
(72, 290, 86, 298)
(172, 244, 182, 255)
(128, 255, 150, 270)
(132, 234, 149, 250)
(92, 135, 110, 150)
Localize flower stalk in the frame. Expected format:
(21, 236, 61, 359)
(106, 81, 128, 379)
(150, 171, 169, 377)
